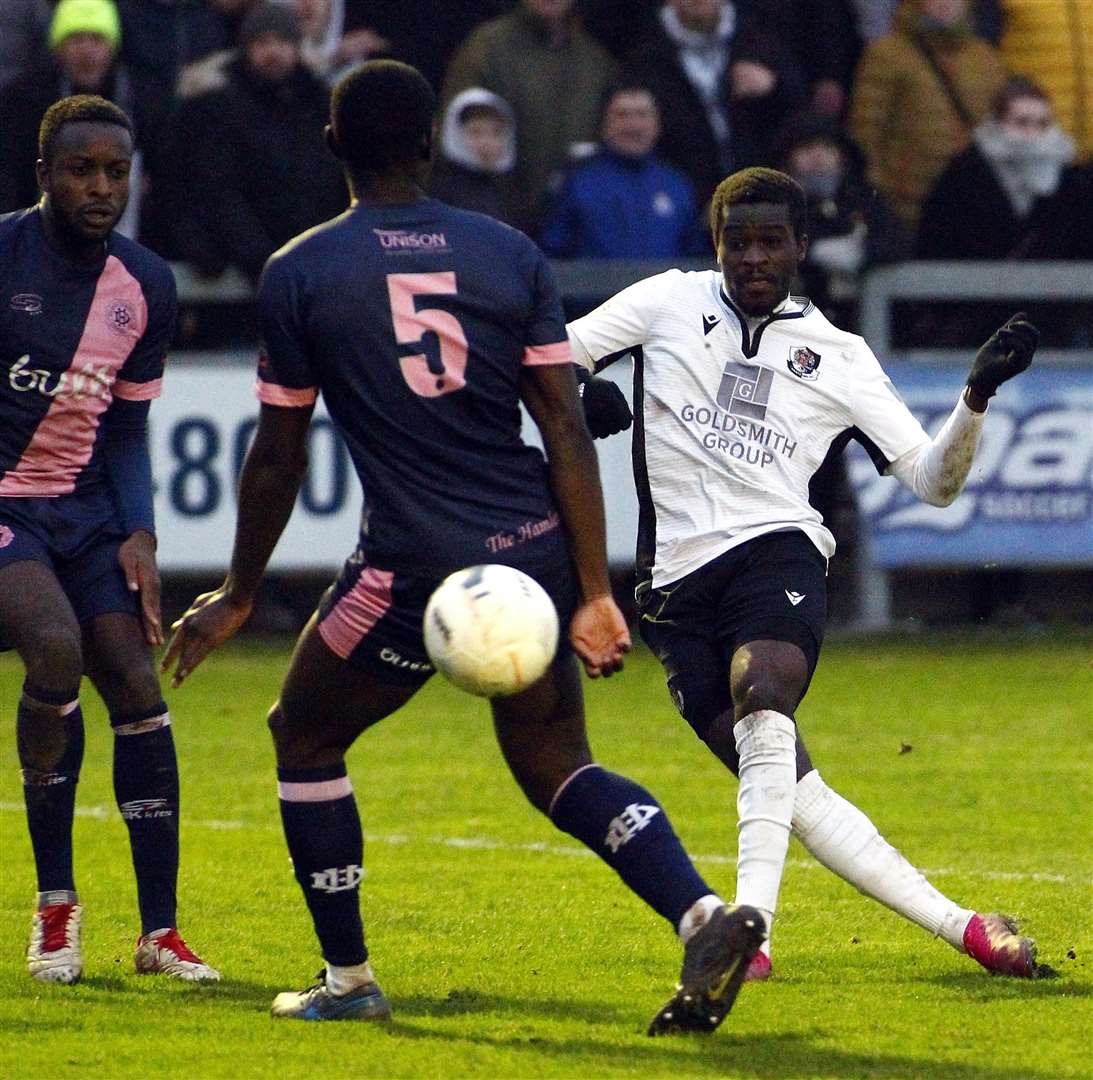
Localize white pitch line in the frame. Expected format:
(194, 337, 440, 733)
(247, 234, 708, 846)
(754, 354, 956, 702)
(0, 801, 1087, 886)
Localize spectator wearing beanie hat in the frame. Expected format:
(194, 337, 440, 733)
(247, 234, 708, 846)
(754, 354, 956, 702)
(165, 2, 346, 280)
(48, 0, 122, 55)
(176, 0, 269, 100)
(0, 0, 155, 235)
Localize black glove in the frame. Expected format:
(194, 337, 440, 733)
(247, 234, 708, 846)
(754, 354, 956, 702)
(576, 367, 633, 439)
(967, 312, 1039, 400)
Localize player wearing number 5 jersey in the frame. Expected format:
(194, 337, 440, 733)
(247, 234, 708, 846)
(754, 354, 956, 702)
(165, 61, 766, 1033)
(569, 167, 1041, 983)
(0, 95, 217, 986)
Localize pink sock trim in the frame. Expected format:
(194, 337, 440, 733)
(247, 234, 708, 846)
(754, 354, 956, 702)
(277, 776, 353, 802)
(547, 763, 601, 818)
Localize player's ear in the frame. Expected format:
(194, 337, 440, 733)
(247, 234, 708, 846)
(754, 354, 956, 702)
(796, 230, 809, 261)
(35, 158, 49, 195)
(324, 125, 342, 162)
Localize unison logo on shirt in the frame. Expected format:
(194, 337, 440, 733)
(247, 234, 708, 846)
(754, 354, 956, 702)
(373, 228, 449, 252)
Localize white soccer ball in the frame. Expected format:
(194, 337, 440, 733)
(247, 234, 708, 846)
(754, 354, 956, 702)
(423, 564, 560, 698)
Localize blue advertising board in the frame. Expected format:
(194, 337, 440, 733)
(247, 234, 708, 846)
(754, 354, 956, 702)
(848, 366, 1093, 568)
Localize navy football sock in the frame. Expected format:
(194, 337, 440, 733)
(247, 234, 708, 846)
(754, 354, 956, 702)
(278, 763, 368, 968)
(549, 765, 712, 927)
(18, 683, 83, 896)
(111, 704, 179, 934)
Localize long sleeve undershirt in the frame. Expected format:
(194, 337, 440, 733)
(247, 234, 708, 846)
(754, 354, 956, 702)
(100, 397, 155, 537)
(886, 395, 986, 507)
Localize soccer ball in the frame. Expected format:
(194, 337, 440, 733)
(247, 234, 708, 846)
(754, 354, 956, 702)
(423, 564, 559, 698)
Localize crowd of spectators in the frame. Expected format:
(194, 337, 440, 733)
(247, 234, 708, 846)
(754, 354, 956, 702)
(1, 0, 1090, 324)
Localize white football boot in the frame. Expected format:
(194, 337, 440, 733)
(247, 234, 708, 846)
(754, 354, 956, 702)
(135, 928, 220, 981)
(27, 902, 83, 984)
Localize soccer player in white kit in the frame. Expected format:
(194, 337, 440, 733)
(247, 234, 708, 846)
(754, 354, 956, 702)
(568, 167, 1042, 982)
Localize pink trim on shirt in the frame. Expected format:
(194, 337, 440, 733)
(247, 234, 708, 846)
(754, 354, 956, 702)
(317, 566, 395, 660)
(523, 341, 573, 366)
(255, 379, 318, 407)
(0, 255, 147, 497)
(114, 376, 163, 401)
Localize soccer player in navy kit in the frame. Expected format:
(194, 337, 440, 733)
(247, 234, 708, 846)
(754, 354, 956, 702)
(0, 96, 217, 983)
(164, 61, 764, 1031)
(570, 167, 1042, 983)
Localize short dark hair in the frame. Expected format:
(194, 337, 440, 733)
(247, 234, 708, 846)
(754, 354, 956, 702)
(330, 60, 436, 175)
(709, 167, 808, 243)
(598, 80, 657, 121)
(990, 75, 1050, 121)
(38, 94, 133, 165)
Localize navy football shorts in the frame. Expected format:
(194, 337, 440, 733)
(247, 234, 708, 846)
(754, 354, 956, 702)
(0, 488, 137, 629)
(316, 549, 579, 688)
(637, 529, 827, 740)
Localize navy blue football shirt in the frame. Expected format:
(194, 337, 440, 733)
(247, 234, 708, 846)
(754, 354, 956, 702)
(0, 208, 175, 497)
(256, 199, 574, 576)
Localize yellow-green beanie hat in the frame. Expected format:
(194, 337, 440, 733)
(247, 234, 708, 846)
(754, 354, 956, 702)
(49, 0, 122, 52)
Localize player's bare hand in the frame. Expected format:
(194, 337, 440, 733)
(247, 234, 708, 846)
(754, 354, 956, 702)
(161, 587, 252, 688)
(730, 60, 777, 99)
(118, 530, 162, 647)
(335, 27, 390, 64)
(570, 594, 631, 678)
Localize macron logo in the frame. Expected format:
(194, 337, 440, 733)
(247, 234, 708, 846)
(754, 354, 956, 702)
(785, 590, 806, 607)
(702, 313, 720, 336)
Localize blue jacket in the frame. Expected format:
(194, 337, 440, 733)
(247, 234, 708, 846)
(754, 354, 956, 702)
(539, 147, 708, 258)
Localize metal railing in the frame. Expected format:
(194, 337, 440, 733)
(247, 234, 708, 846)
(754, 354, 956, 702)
(170, 258, 1092, 627)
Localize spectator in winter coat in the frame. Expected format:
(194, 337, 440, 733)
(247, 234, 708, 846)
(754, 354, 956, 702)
(998, 0, 1093, 161)
(772, 112, 908, 319)
(623, 0, 806, 210)
(168, 3, 346, 279)
(918, 76, 1093, 259)
(539, 83, 707, 258)
(848, 0, 1006, 233)
(430, 87, 519, 227)
(442, 0, 618, 232)
(280, 0, 390, 85)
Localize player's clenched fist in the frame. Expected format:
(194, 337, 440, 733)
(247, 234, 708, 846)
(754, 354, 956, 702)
(579, 373, 633, 439)
(569, 593, 631, 678)
(967, 312, 1039, 403)
(161, 587, 253, 688)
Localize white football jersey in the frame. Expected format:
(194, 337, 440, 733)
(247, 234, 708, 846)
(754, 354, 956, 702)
(567, 269, 930, 588)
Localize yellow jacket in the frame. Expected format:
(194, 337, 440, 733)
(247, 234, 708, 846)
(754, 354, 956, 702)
(1000, 0, 1092, 160)
(849, 2, 1007, 232)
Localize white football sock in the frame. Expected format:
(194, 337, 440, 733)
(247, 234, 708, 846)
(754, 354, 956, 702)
(792, 769, 973, 950)
(733, 710, 798, 932)
(325, 959, 376, 996)
(677, 893, 724, 944)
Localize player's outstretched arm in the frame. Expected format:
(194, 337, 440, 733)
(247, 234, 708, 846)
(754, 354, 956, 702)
(162, 403, 313, 686)
(519, 362, 630, 677)
(886, 313, 1039, 506)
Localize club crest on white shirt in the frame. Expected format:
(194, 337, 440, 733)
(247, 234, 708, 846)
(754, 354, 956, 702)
(788, 346, 822, 380)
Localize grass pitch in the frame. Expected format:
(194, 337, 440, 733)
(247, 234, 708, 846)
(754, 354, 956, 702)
(0, 632, 1090, 1079)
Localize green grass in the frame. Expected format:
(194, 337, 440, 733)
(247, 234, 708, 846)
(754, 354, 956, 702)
(0, 634, 1090, 1079)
